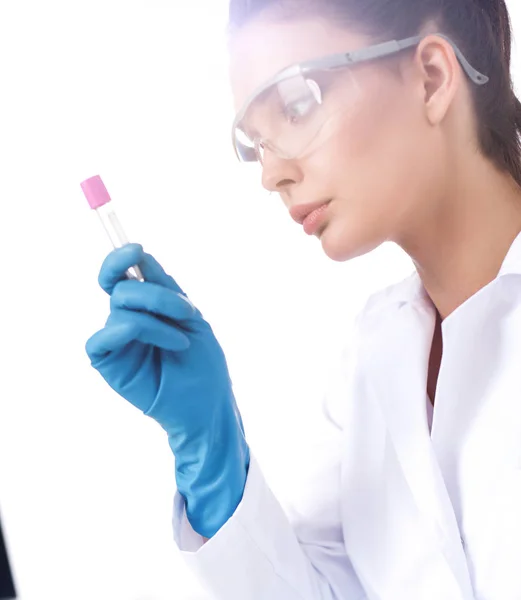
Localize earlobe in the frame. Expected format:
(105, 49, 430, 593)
(417, 36, 459, 126)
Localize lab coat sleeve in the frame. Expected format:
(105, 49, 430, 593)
(171, 317, 368, 600)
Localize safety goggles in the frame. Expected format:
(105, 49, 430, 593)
(231, 33, 489, 163)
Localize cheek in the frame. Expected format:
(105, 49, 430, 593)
(310, 91, 432, 261)
(346, 92, 421, 178)
(321, 88, 429, 213)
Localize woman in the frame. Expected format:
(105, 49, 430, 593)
(86, 0, 521, 598)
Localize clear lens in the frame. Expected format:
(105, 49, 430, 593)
(234, 69, 359, 163)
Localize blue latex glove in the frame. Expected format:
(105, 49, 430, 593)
(85, 243, 250, 538)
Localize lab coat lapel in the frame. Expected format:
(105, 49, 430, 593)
(363, 294, 472, 591)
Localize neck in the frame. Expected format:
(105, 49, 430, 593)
(398, 156, 521, 320)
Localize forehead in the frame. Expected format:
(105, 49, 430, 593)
(228, 15, 372, 114)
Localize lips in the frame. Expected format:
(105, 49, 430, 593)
(289, 199, 332, 225)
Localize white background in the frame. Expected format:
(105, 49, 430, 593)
(0, 1, 519, 599)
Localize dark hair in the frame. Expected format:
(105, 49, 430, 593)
(228, 0, 521, 186)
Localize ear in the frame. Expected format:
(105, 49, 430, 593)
(413, 34, 462, 126)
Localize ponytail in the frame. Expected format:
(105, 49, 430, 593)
(468, 0, 521, 183)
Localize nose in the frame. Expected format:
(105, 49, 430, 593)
(261, 149, 303, 194)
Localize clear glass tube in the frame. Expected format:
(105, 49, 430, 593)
(95, 203, 144, 281)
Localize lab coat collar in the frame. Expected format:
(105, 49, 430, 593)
(496, 229, 521, 278)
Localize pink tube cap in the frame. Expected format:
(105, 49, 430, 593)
(80, 175, 112, 210)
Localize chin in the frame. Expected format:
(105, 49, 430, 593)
(319, 223, 383, 262)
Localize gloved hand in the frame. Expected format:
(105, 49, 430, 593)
(85, 243, 250, 539)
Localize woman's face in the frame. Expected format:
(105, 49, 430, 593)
(228, 14, 448, 262)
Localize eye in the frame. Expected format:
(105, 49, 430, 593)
(284, 98, 314, 123)
(282, 79, 323, 124)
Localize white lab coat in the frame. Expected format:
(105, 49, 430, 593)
(171, 233, 521, 600)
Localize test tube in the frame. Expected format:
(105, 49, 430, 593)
(80, 175, 145, 282)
